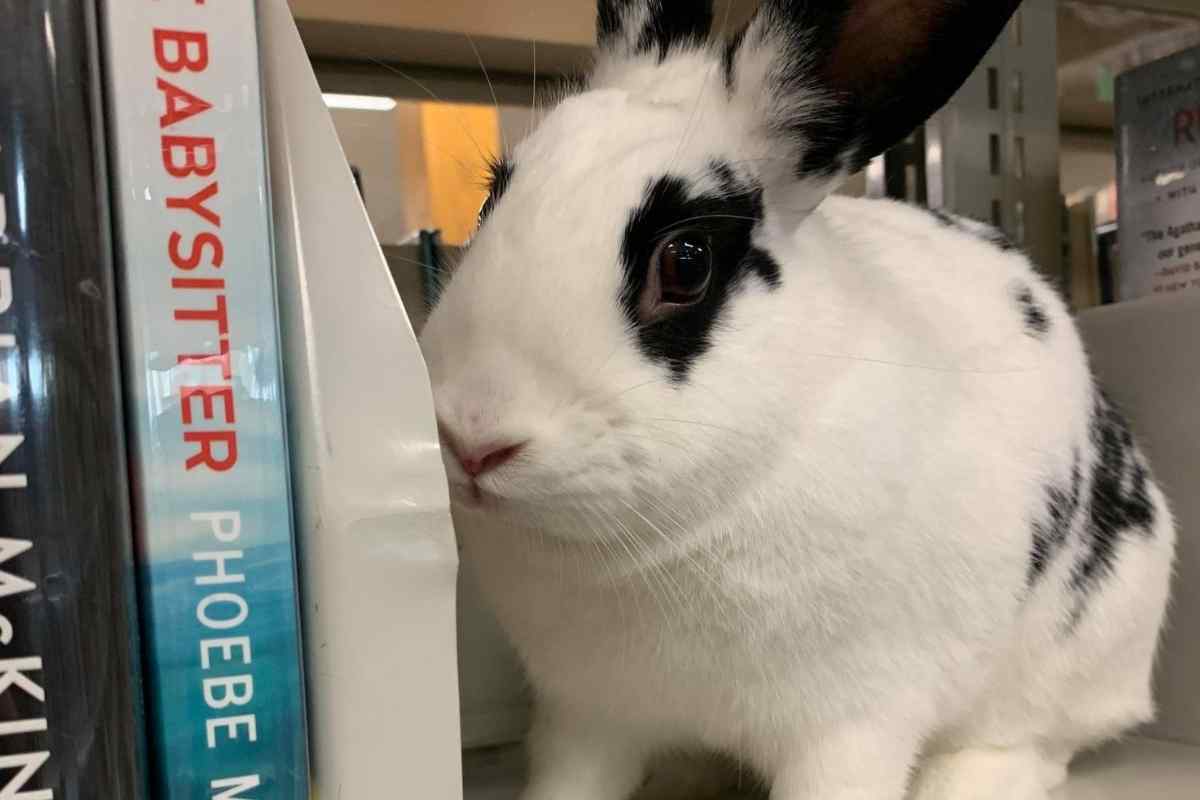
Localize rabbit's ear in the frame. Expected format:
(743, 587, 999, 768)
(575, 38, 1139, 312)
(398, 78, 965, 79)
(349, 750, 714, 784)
(728, 0, 1021, 183)
(597, 0, 714, 60)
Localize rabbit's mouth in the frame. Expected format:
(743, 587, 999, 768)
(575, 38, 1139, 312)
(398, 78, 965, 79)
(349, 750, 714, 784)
(450, 479, 504, 511)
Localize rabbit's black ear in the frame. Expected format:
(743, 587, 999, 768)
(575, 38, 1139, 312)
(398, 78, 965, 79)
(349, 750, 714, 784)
(598, 0, 714, 59)
(728, 0, 1022, 179)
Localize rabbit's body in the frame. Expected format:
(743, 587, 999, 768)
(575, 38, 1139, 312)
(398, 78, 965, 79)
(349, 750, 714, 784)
(455, 198, 1174, 799)
(420, 2, 1174, 797)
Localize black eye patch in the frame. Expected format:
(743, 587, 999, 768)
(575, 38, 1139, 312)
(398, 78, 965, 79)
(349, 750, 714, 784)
(618, 161, 781, 382)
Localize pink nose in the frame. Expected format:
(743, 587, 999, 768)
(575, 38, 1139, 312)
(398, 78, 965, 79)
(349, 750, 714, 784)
(438, 421, 527, 478)
(456, 442, 525, 478)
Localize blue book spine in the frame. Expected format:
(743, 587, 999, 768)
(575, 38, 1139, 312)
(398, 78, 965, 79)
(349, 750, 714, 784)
(100, 0, 309, 796)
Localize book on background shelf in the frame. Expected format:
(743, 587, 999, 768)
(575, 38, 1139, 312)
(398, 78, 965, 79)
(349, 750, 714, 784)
(1116, 45, 1200, 302)
(100, 0, 309, 796)
(1096, 224, 1119, 306)
(0, 0, 149, 796)
(1066, 200, 1102, 311)
(260, 0, 463, 796)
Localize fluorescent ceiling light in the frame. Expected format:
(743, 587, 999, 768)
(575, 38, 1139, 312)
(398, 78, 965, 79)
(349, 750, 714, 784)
(322, 93, 397, 112)
(1156, 170, 1187, 187)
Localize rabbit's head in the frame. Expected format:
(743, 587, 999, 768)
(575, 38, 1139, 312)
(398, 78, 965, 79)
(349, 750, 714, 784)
(420, 0, 1021, 532)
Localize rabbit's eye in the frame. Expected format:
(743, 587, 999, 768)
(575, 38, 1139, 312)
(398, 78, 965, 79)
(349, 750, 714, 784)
(647, 234, 712, 314)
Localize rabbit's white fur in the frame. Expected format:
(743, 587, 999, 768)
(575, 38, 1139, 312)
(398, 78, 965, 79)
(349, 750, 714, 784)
(419, 13, 1175, 800)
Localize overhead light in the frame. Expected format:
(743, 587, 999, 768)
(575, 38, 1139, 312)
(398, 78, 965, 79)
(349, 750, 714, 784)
(1156, 170, 1187, 188)
(322, 93, 397, 112)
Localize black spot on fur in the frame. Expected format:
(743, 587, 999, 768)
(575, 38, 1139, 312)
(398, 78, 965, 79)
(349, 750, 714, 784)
(598, 0, 712, 60)
(1028, 454, 1082, 586)
(478, 156, 514, 227)
(1065, 392, 1157, 626)
(619, 162, 777, 381)
(1014, 284, 1051, 340)
(1074, 394, 1156, 587)
(722, 23, 749, 90)
(929, 209, 958, 229)
(792, 109, 854, 178)
(597, 0, 635, 43)
(926, 207, 1019, 253)
(708, 159, 741, 195)
(743, 247, 782, 290)
(983, 229, 1018, 253)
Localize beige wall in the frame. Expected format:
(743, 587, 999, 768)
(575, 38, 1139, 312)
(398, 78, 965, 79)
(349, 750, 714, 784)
(1061, 131, 1118, 199)
(331, 105, 432, 244)
(1100, 0, 1200, 16)
(290, 0, 759, 48)
(329, 101, 543, 247)
(420, 103, 501, 245)
(289, 0, 595, 46)
(293, 0, 758, 73)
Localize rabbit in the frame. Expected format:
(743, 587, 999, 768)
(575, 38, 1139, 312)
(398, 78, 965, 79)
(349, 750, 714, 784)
(418, 1, 1176, 798)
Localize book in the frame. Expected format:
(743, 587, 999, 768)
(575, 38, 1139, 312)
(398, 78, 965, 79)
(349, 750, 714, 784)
(259, 0, 463, 795)
(99, 0, 309, 795)
(1116, 45, 1200, 302)
(0, 0, 149, 796)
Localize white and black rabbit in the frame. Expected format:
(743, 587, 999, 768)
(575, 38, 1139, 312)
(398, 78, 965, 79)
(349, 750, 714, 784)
(419, 1, 1175, 798)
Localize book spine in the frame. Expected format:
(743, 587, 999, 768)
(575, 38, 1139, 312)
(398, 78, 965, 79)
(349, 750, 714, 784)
(0, 0, 149, 797)
(100, 0, 310, 796)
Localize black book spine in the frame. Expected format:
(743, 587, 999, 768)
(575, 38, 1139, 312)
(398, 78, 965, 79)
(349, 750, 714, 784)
(0, 0, 148, 797)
